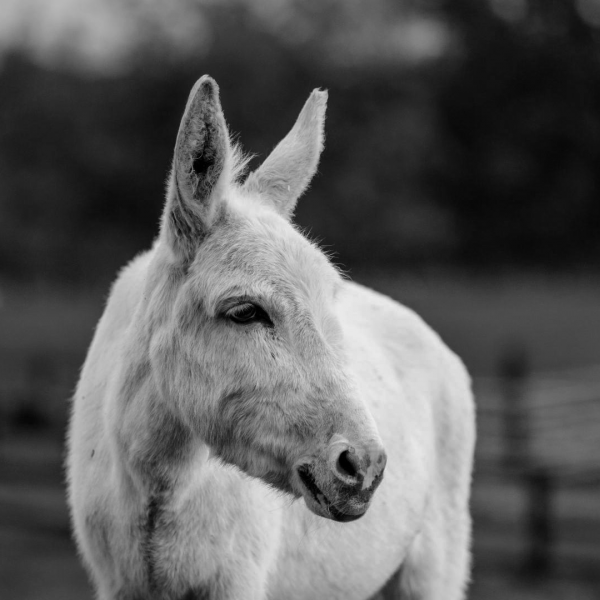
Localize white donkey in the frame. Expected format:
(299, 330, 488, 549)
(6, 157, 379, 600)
(67, 76, 475, 600)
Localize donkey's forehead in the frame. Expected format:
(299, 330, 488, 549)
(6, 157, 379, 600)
(192, 201, 340, 307)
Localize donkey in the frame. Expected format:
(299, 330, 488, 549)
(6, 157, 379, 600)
(67, 76, 475, 600)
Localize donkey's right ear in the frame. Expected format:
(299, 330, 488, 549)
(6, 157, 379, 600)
(161, 76, 232, 261)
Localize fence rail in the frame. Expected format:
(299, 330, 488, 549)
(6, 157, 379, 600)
(1, 350, 599, 580)
(474, 354, 600, 576)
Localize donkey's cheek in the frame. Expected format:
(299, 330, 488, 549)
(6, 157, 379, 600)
(196, 390, 315, 490)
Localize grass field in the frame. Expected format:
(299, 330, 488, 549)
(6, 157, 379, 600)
(1, 273, 600, 599)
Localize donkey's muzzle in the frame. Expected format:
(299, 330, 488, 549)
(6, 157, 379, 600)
(294, 439, 387, 522)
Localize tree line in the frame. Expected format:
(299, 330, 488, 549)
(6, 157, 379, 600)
(0, 0, 599, 284)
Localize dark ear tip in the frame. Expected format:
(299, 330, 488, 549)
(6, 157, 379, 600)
(191, 75, 219, 102)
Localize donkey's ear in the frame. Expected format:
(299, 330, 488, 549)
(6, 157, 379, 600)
(244, 89, 327, 219)
(162, 75, 231, 260)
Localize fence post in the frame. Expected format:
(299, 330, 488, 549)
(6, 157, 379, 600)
(525, 468, 553, 576)
(499, 346, 555, 577)
(499, 345, 530, 471)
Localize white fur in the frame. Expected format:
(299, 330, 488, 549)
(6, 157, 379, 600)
(244, 89, 327, 218)
(67, 76, 475, 600)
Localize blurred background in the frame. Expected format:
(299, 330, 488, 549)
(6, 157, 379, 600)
(1, 0, 600, 598)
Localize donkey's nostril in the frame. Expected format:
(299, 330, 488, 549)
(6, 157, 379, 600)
(330, 441, 387, 490)
(336, 450, 361, 480)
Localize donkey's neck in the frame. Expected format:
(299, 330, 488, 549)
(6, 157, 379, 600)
(108, 262, 209, 499)
(111, 361, 205, 496)
(107, 342, 213, 594)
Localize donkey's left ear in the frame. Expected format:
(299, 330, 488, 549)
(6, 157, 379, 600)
(244, 89, 327, 219)
(162, 75, 232, 261)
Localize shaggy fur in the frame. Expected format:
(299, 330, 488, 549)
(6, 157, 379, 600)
(67, 75, 475, 600)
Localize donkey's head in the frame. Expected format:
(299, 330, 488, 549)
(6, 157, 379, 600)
(149, 76, 386, 522)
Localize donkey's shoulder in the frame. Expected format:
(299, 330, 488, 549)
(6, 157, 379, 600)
(340, 280, 473, 444)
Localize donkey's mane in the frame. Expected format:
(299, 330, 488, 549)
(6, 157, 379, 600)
(230, 142, 254, 184)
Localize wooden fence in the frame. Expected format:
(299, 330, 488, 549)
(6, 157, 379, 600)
(475, 354, 600, 576)
(1, 349, 600, 581)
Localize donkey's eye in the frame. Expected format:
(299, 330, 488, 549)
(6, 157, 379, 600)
(227, 303, 272, 326)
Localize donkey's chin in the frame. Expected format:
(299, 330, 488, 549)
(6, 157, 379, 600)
(293, 464, 371, 523)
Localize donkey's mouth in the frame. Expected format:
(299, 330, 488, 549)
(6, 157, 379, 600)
(296, 465, 365, 523)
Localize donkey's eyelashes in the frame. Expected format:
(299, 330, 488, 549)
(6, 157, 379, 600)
(227, 303, 257, 323)
(225, 302, 273, 327)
